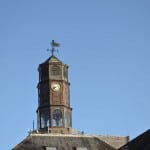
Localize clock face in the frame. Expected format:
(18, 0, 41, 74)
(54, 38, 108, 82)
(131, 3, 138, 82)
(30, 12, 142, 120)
(51, 83, 60, 91)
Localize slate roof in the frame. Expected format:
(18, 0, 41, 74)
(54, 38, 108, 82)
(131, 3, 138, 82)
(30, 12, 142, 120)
(119, 129, 150, 150)
(12, 133, 116, 150)
(42, 55, 62, 64)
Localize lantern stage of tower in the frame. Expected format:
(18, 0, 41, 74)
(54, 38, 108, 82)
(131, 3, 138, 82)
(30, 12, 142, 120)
(36, 53, 72, 134)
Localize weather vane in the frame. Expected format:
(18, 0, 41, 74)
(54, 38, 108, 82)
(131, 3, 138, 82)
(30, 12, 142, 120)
(47, 40, 60, 55)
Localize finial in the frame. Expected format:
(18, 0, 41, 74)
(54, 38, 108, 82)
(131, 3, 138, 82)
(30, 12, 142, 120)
(47, 40, 60, 56)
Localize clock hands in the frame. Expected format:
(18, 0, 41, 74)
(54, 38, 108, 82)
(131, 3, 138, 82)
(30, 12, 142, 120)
(51, 83, 60, 91)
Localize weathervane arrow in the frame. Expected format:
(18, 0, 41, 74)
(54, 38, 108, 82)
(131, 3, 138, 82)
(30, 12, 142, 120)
(47, 40, 60, 55)
(51, 40, 60, 48)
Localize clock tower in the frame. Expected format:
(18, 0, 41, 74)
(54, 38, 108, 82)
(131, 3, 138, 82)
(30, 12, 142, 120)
(12, 41, 129, 150)
(37, 41, 72, 134)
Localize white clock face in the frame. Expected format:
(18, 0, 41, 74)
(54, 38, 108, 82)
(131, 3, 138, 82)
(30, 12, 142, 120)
(51, 83, 60, 91)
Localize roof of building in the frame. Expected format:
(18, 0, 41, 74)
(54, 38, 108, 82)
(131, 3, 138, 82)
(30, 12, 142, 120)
(43, 55, 62, 64)
(119, 129, 150, 150)
(12, 133, 117, 150)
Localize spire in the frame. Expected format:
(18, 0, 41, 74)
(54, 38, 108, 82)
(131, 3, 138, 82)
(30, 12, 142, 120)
(47, 40, 60, 56)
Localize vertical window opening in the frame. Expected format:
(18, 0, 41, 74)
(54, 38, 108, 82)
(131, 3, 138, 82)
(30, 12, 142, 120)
(52, 109, 63, 126)
(40, 109, 50, 128)
(72, 147, 77, 150)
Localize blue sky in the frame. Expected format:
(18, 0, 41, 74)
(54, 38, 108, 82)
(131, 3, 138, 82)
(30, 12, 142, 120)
(0, 0, 150, 149)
